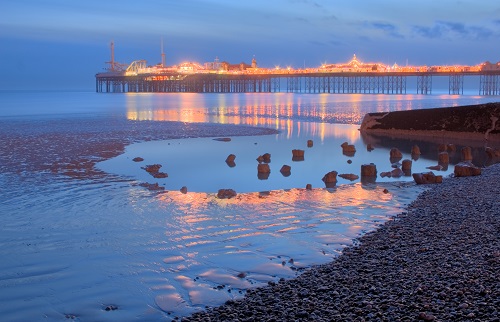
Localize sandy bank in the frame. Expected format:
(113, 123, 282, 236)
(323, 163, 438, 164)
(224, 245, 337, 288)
(360, 102, 500, 142)
(0, 117, 278, 179)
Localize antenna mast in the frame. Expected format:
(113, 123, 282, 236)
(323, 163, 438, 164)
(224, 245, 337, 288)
(161, 38, 166, 67)
(110, 41, 115, 71)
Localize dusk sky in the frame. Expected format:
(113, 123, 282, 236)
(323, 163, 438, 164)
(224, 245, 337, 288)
(1, 0, 499, 90)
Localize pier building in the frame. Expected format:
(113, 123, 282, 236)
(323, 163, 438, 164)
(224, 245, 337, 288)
(96, 45, 500, 95)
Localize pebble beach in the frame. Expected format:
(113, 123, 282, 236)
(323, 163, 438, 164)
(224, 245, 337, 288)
(183, 163, 500, 321)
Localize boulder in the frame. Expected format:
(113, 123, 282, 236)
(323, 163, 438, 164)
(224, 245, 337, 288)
(280, 165, 291, 177)
(411, 145, 421, 155)
(257, 163, 271, 173)
(461, 146, 473, 161)
(180, 186, 188, 194)
(152, 172, 168, 178)
(454, 162, 481, 177)
(361, 163, 377, 177)
(390, 168, 404, 178)
(402, 159, 412, 172)
(339, 173, 359, 181)
(132, 157, 144, 162)
(256, 155, 264, 163)
(447, 144, 456, 152)
(305, 184, 312, 190)
(412, 172, 442, 184)
(307, 140, 313, 147)
(438, 152, 449, 165)
(380, 171, 391, 178)
(485, 147, 500, 158)
(226, 160, 236, 168)
(217, 189, 237, 199)
(322, 171, 338, 183)
(367, 144, 374, 151)
(262, 153, 271, 163)
(292, 149, 305, 157)
(341, 142, 356, 156)
(142, 164, 162, 173)
(390, 148, 403, 160)
(226, 154, 236, 163)
(438, 144, 447, 152)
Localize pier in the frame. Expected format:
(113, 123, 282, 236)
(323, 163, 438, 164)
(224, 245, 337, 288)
(96, 50, 500, 95)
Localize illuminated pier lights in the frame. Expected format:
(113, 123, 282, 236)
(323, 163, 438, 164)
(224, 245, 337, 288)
(96, 50, 500, 95)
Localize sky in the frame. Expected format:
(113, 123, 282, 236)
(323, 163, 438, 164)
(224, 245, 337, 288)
(1, 0, 499, 90)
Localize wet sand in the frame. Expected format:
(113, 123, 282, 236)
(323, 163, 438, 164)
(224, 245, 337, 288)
(0, 117, 278, 179)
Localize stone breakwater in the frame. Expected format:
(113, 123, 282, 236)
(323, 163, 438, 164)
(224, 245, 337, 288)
(182, 163, 500, 321)
(360, 102, 500, 141)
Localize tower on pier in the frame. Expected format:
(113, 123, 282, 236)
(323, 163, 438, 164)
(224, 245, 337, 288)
(161, 38, 166, 67)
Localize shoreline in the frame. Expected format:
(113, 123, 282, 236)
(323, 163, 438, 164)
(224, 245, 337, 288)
(182, 163, 500, 321)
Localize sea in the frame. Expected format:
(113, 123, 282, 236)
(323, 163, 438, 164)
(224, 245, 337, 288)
(0, 89, 498, 321)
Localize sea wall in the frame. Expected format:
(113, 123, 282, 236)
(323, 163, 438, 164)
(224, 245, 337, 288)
(359, 102, 500, 142)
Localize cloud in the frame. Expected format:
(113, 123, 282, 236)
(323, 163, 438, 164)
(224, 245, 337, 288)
(288, 0, 323, 9)
(363, 21, 404, 39)
(413, 21, 494, 40)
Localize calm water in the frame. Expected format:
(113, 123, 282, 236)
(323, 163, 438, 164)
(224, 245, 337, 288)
(0, 91, 498, 321)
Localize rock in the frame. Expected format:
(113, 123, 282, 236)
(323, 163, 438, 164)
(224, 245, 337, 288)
(361, 163, 377, 177)
(454, 161, 481, 177)
(402, 159, 412, 172)
(367, 143, 374, 151)
(322, 171, 338, 183)
(257, 153, 271, 163)
(339, 173, 359, 181)
(485, 147, 500, 158)
(292, 149, 304, 158)
(411, 145, 421, 155)
(226, 160, 236, 168)
(180, 186, 188, 194)
(438, 144, 447, 152)
(132, 157, 144, 162)
(280, 165, 291, 176)
(257, 163, 270, 173)
(341, 142, 356, 156)
(142, 164, 162, 173)
(380, 171, 391, 178)
(438, 152, 449, 165)
(217, 189, 237, 199)
(305, 184, 312, 190)
(383, 188, 389, 194)
(390, 148, 403, 161)
(139, 182, 165, 191)
(262, 153, 271, 163)
(226, 154, 236, 163)
(427, 165, 443, 171)
(347, 159, 352, 164)
(152, 172, 168, 178)
(447, 143, 456, 152)
(292, 149, 305, 161)
(461, 146, 473, 161)
(307, 140, 313, 147)
(391, 168, 404, 178)
(412, 172, 442, 184)
(257, 172, 270, 180)
(213, 137, 231, 142)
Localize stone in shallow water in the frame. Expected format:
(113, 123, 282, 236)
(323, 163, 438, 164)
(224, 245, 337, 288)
(454, 161, 481, 177)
